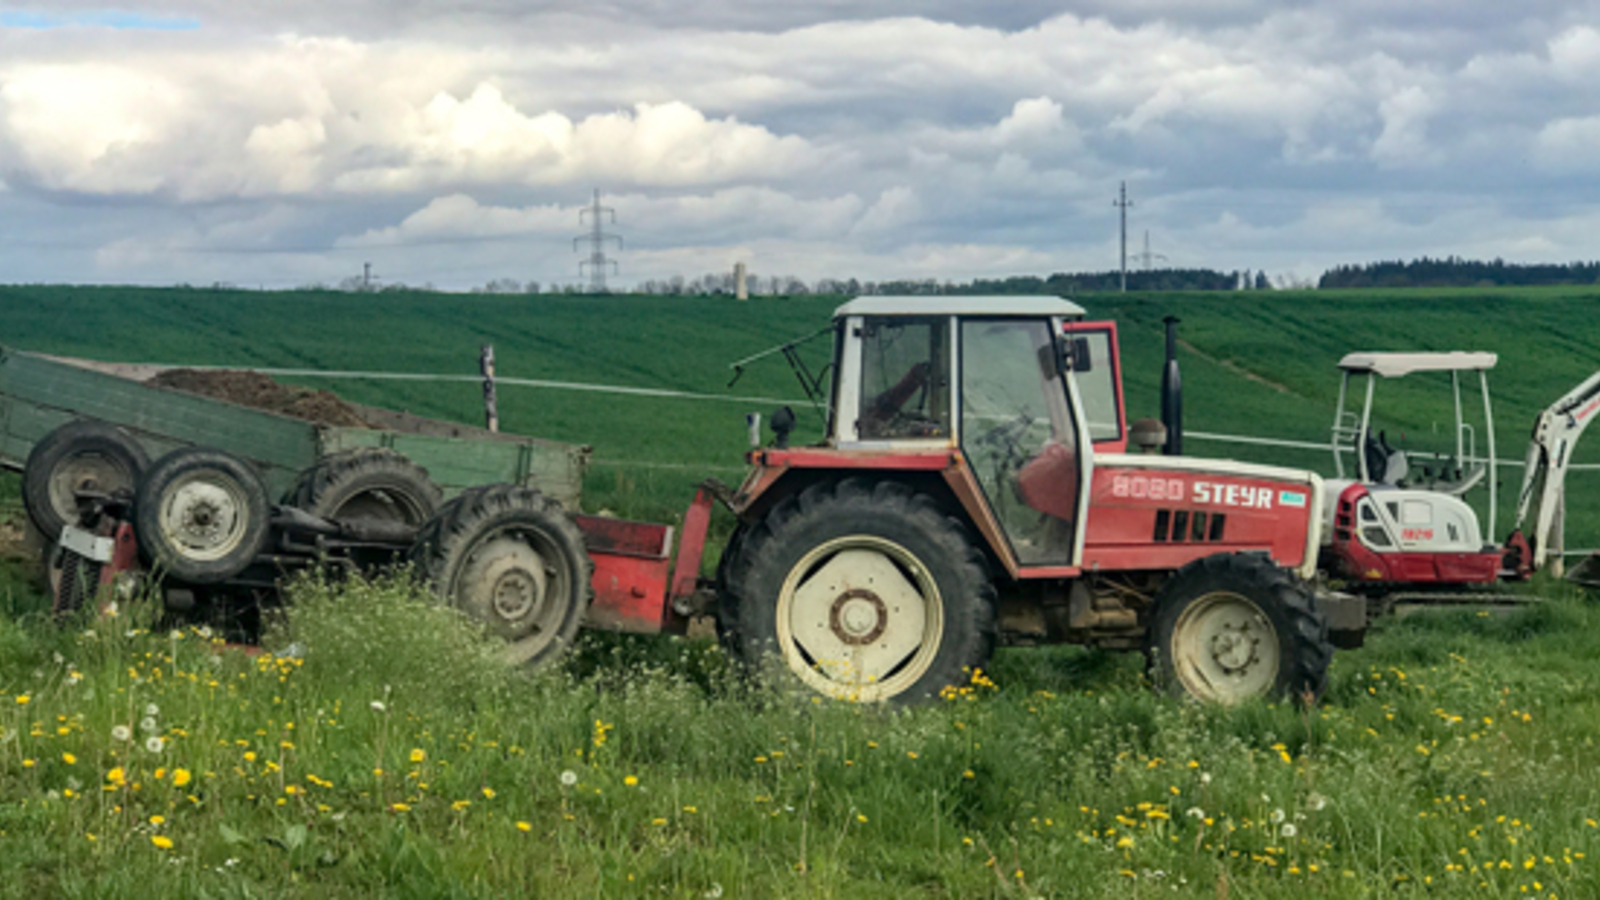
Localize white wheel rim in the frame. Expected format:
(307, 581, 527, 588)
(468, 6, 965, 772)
(1170, 591, 1280, 704)
(454, 531, 569, 666)
(159, 473, 250, 562)
(775, 535, 944, 703)
(49, 452, 135, 523)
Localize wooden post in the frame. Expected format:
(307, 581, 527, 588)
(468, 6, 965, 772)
(480, 344, 499, 433)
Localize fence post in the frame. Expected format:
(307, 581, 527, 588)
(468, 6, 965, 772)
(480, 344, 499, 433)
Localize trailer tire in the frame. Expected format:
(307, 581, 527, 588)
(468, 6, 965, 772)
(135, 447, 271, 584)
(290, 448, 442, 525)
(410, 484, 592, 668)
(1146, 553, 1332, 705)
(719, 478, 995, 704)
(23, 420, 149, 540)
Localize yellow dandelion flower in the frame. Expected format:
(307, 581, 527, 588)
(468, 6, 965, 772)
(856, 814, 868, 823)
(624, 775, 638, 787)
(391, 802, 411, 812)
(963, 770, 975, 779)
(150, 815, 165, 825)
(15, 695, 29, 705)
(516, 821, 532, 832)
(150, 835, 173, 849)
(451, 800, 470, 811)
(409, 748, 426, 763)
(62, 753, 77, 765)
(482, 787, 495, 799)
(652, 818, 667, 826)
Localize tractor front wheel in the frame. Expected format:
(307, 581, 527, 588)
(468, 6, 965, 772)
(1146, 553, 1331, 705)
(719, 479, 995, 704)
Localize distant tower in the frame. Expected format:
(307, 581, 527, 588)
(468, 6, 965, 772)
(574, 189, 622, 293)
(735, 262, 748, 300)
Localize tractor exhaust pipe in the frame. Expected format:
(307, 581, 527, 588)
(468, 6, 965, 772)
(1161, 315, 1183, 456)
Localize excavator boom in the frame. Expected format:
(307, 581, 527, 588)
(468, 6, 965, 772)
(1512, 369, 1600, 571)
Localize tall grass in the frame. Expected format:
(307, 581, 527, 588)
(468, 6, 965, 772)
(1, 562, 1596, 897)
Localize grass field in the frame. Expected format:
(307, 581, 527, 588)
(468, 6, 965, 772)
(1, 284, 1596, 540)
(0, 285, 1598, 897)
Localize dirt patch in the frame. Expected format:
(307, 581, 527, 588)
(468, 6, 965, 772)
(147, 369, 372, 429)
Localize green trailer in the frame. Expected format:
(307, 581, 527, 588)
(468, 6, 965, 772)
(0, 346, 589, 513)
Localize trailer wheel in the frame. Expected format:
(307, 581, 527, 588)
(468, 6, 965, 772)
(135, 447, 271, 584)
(290, 448, 442, 525)
(410, 484, 592, 668)
(719, 478, 995, 704)
(1146, 553, 1332, 705)
(23, 420, 149, 540)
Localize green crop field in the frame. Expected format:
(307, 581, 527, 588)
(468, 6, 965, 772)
(0, 284, 1598, 897)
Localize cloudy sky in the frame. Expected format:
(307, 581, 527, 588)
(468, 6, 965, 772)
(2, 2, 1599, 290)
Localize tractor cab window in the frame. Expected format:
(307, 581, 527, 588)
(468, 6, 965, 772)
(960, 319, 1081, 565)
(857, 317, 951, 440)
(1071, 330, 1121, 442)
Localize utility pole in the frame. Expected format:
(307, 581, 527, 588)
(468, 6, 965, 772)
(362, 262, 372, 291)
(574, 188, 622, 293)
(1113, 181, 1133, 292)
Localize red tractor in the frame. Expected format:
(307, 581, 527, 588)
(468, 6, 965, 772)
(705, 296, 1360, 705)
(43, 296, 1364, 706)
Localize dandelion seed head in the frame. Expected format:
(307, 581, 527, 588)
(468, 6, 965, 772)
(145, 736, 165, 754)
(145, 703, 160, 717)
(370, 700, 387, 713)
(1281, 823, 1298, 838)
(559, 770, 578, 787)
(140, 717, 158, 734)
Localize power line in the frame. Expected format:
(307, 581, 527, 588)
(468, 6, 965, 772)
(574, 188, 622, 293)
(1134, 230, 1168, 271)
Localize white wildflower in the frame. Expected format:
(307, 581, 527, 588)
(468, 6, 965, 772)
(1186, 807, 1205, 820)
(1200, 772, 1212, 785)
(370, 700, 387, 713)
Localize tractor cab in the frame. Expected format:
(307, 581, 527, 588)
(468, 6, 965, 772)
(825, 296, 1124, 566)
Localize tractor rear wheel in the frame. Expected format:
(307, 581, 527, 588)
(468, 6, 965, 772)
(24, 420, 149, 540)
(1146, 553, 1331, 705)
(410, 484, 592, 668)
(290, 448, 441, 525)
(719, 478, 995, 704)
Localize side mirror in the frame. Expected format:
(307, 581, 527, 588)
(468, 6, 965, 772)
(1045, 337, 1094, 377)
(770, 405, 797, 449)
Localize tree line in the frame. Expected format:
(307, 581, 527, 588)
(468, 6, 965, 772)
(1317, 257, 1600, 288)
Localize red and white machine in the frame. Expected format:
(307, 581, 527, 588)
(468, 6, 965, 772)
(1322, 351, 1600, 586)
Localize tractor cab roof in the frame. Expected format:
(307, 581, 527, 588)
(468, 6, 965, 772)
(1336, 351, 1497, 378)
(833, 296, 1086, 320)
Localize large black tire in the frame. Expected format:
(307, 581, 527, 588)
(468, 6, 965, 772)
(135, 447, 271, 584)
(289, 448, 442, 525)
(1145, 553, 1332, 705)
(23, 420, 149, 539)
(410, 484, 592, 668)
(718, 478, 995, 704)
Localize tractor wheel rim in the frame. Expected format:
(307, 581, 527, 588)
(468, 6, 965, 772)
(1170, 590, 1279, 704)
(160, 474, 249, 562)
(456, 531, 567, 664)
(775, 535, 943, 703)
(50, 452, 135, 524)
